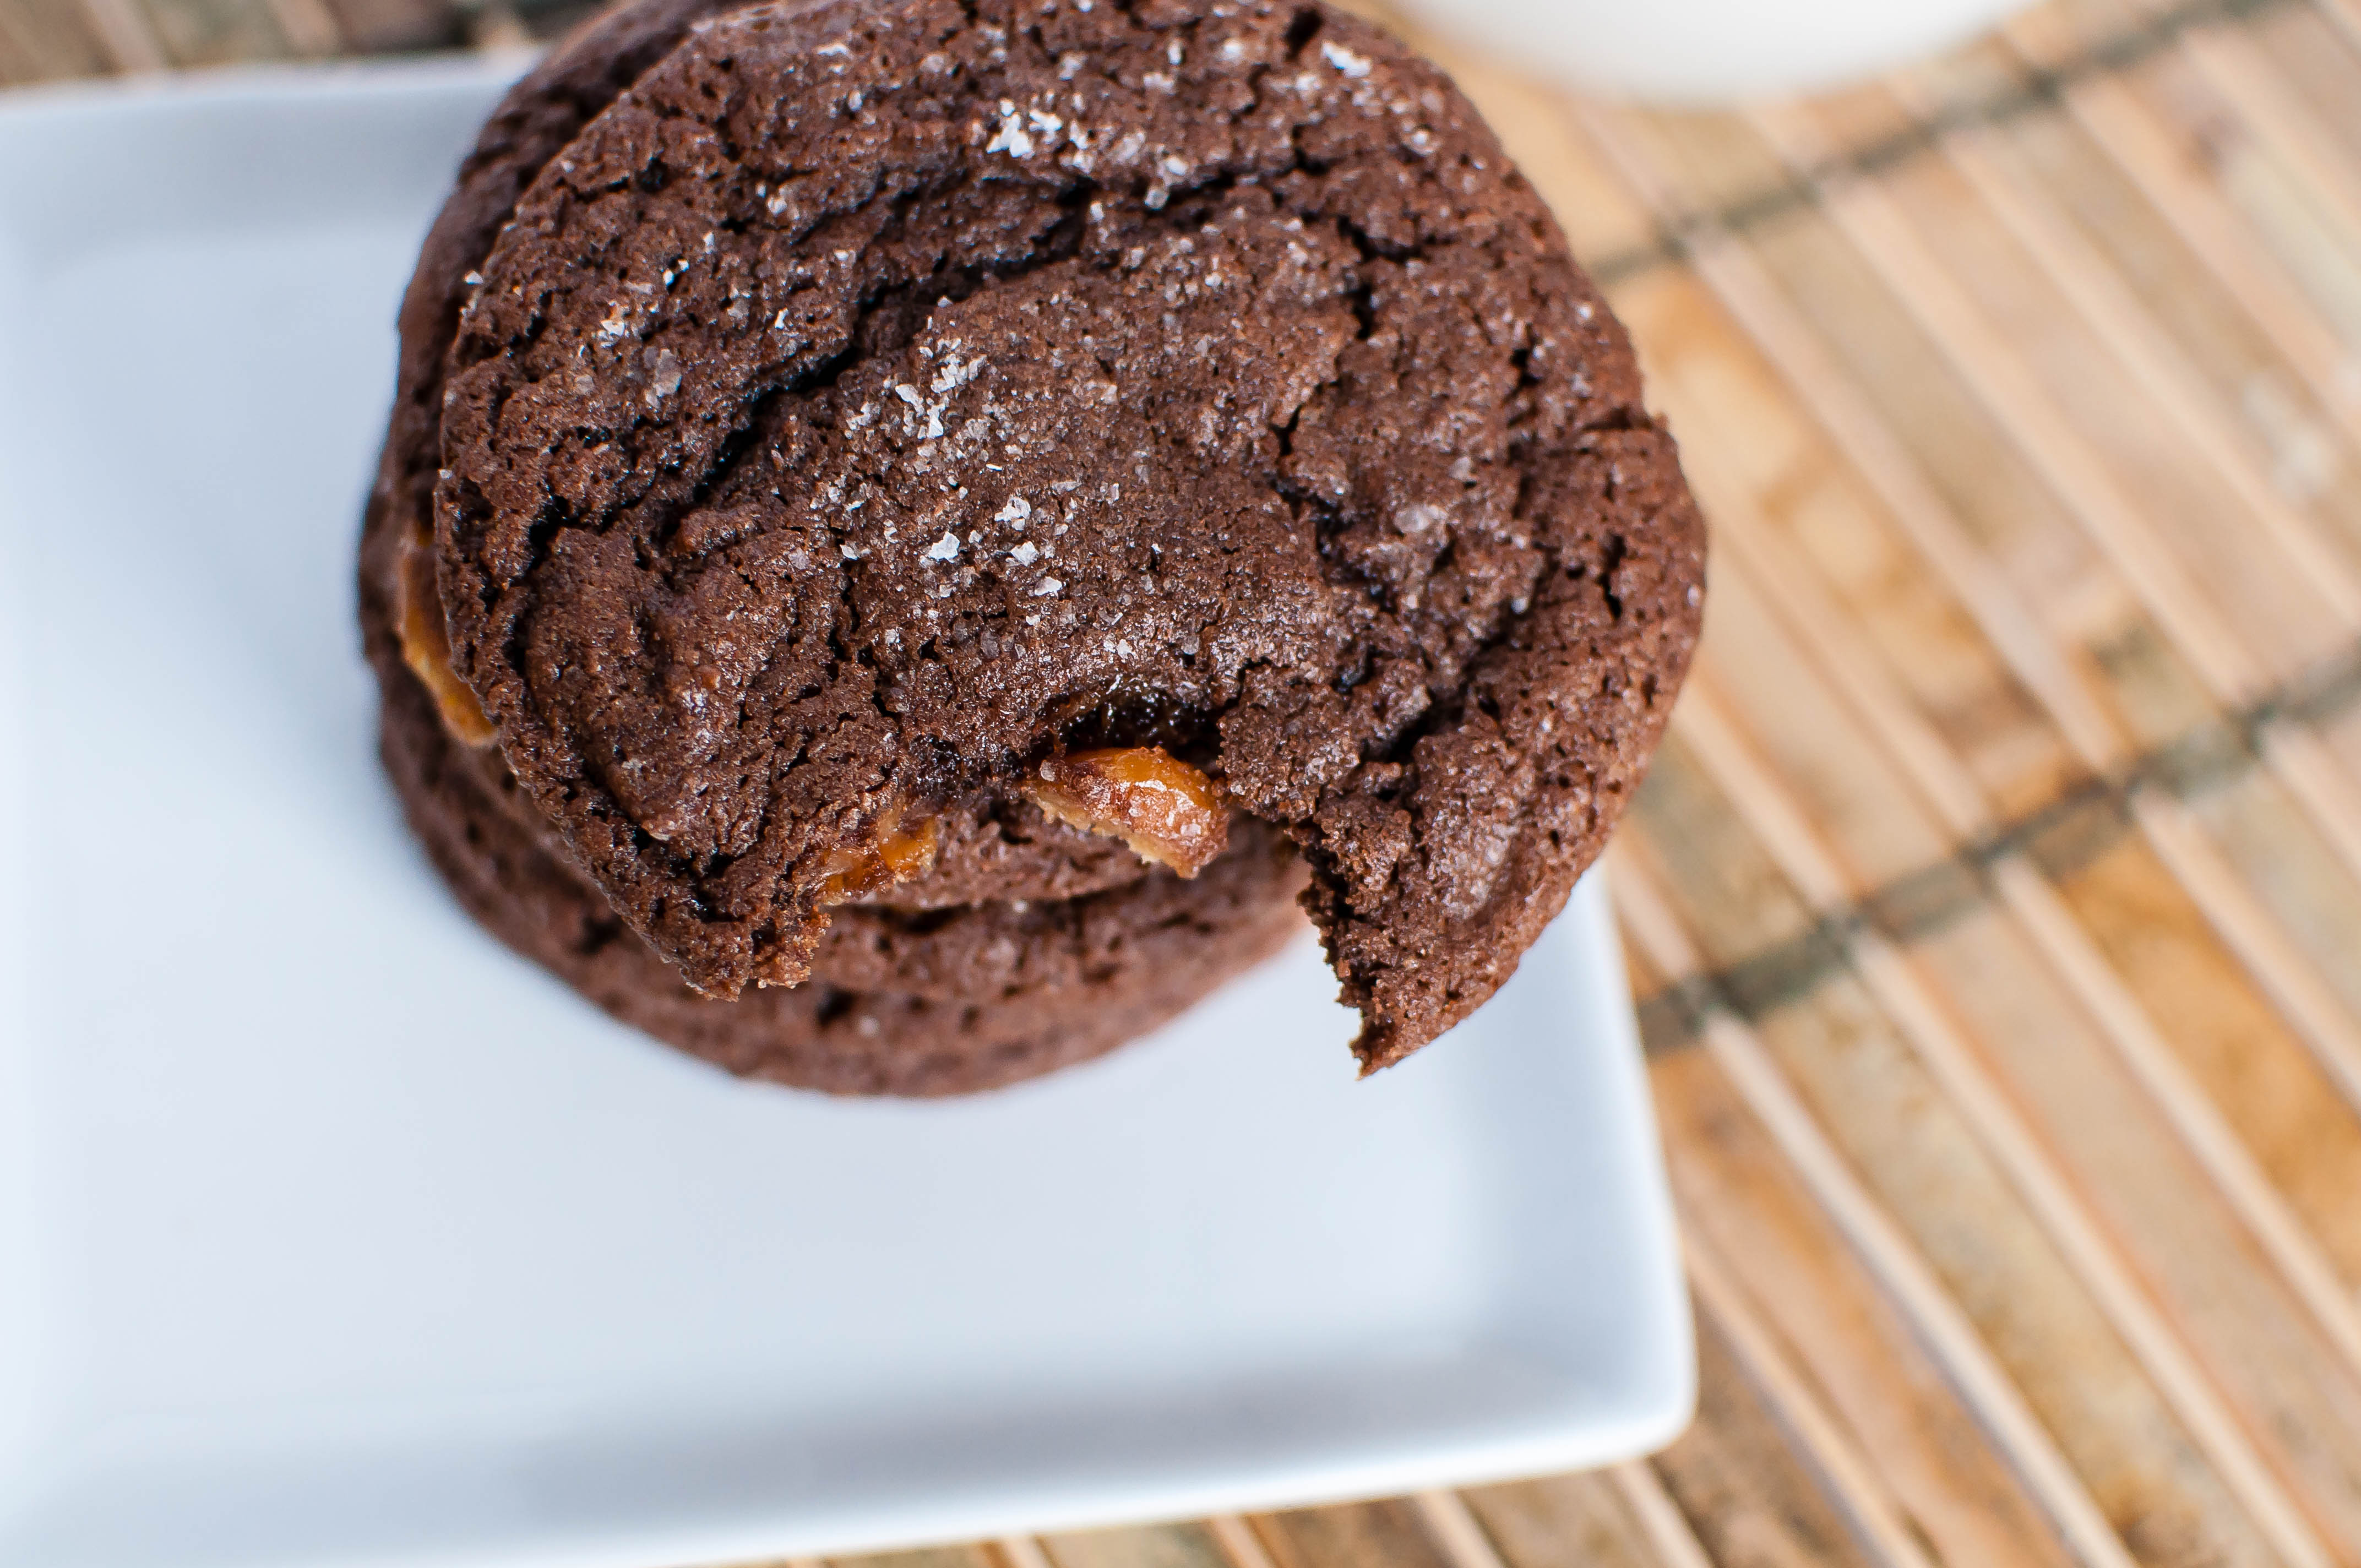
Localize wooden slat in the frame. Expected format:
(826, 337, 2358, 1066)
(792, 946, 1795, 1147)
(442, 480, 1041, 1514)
(315, 0, 452, 51)
(1405, 1493, 1511, 1568)
(2167, 7, 2361, 250)
(1605, 1468, 1720, 1568)
(1041, 1525, 1234, 1568)
(1539, 36, 2361, 1558)
(1203, 1518, 1279, 1568)
(1995, 9, 2361, 459)
(1611, 861, 2146, 1568)
(2119, 11, 2361, 365)
(2320, 0, 2361, 55)
(1645, 1003, 2084, 1567)
(1630, 756, 2293, 1565)
(0, 0, 109, 78)
(2248, 0, 2361, 171)
(1248, 1502, 1454, 1568)
(1564, 108, 2141, 763)
(1460, 1470, 1691, 1568)
(1669, 616, 2361, 1540)
(73, 0, 162, 69)
(1744, 102, 2347, 693)
(2135, 790, 2361, 1103)
(129, 0, 294, 66)
(262, 0, 340, 55)
(1567, 95, 2361, 1136)
(1698, 455, 2361, 1381)
(1761, 86, 2361, 908)
(833, 1550, 1003, 1568)
(1670, 685, 2337, 1567)
(1884, 67, 2361, 614)
(1679, 1232, 1941, 1568)
(1645, 1314, 1885, 1568)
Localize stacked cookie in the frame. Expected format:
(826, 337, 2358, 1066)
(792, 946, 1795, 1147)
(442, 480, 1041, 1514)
(360, 0, 1704, 1095)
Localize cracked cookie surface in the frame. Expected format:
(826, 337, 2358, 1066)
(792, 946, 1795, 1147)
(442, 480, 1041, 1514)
(428, 0, 1704, 1069)
(358, 0, 1164, 927)
(361, 0, 1305, 1095)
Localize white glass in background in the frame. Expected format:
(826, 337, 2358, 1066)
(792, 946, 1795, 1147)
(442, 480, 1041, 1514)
(1388, 0, 2027, 100)
(0, 63, 1690, 1568)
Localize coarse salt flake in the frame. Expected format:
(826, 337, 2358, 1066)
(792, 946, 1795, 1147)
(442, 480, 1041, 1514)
(644, 347, 682, 402)
(1321, 40, 1372, 76)
(984, 104, 1035, 157)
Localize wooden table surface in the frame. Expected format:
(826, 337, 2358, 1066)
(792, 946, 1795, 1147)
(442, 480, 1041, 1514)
(14, 0, 2361, 1562)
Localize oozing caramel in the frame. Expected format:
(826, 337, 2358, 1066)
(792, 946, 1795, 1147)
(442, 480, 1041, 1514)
(395, 519, 498, 747)
(817, 810, 942, 905)
(1021, 747, 1227, 877)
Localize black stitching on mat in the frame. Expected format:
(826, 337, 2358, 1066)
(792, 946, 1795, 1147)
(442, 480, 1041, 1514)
(1637, 637, 2361, 1054)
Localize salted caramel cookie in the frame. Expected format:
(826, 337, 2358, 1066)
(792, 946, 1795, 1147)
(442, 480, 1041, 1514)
(372, 0, 1703, 1082)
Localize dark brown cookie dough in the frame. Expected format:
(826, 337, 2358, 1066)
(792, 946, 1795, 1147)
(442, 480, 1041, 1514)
(357, 0, 1156, 915)
(428, 0, 1702, 1070)
(378, 634, 1305, 1094)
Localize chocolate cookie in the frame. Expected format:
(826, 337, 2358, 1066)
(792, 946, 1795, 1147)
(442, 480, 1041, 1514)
(362, 0, 1309, 1093)
(422, 0, 1702, 1070)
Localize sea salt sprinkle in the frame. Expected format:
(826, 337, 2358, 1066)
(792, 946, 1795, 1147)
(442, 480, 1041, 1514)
(1320, 40, 1372, 77)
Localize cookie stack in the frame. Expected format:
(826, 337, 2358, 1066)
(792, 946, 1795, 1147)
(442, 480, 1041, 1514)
(360, 0, 1704, 1095)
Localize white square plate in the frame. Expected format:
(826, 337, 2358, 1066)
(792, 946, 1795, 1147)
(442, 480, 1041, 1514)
(0, 60, 1691, 1568)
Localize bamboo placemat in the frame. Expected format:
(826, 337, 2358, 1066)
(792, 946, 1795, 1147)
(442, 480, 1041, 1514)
(16, 0, 2361, 1561)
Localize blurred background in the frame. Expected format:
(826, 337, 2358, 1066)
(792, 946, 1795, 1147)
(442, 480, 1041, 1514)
(12, 0, 2361, 1564)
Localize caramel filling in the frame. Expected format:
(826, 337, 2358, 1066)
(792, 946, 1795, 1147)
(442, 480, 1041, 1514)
(1021, 747, 1227, 877)
(395, 520, 497, 747)
(817, 810, 942, 905)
